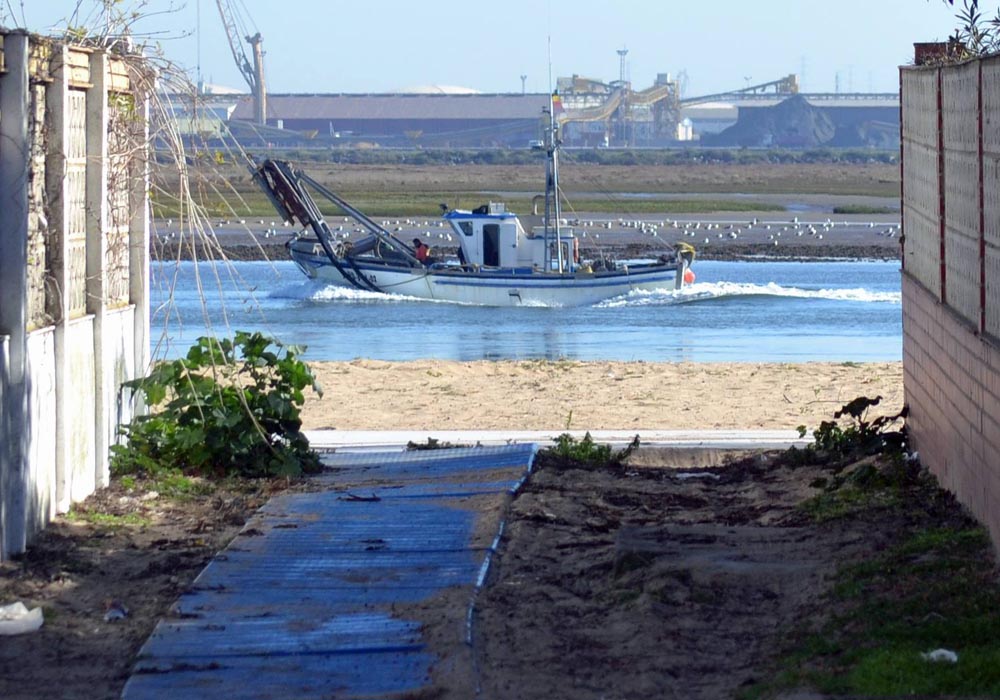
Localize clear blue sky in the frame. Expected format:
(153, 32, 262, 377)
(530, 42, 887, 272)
(15, 0, 960, 96)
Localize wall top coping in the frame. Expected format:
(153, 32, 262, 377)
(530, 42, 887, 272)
(0, 30, 138, 92)
(902, 50, 1000, 75)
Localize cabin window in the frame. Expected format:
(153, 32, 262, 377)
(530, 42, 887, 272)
(483, 224, 500, 267)
(548, 242, 572, 270)
(459, 221, 473, 236)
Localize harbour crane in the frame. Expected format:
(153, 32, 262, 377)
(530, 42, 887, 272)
(215, 0, 267, 125)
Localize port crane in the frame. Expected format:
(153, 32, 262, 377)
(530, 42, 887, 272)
(215, 0, 266, 125)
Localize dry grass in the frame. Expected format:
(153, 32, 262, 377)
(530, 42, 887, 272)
(153, 160, 900, 218)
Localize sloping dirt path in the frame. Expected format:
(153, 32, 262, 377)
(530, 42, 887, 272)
(466, 452, 898, 699)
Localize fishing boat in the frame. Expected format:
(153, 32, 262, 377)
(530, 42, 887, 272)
(251, 100, 695, 307)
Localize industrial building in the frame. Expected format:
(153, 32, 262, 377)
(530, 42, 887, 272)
(182, 74, 900, 150)
(228, 92, 551, 148)
(199, 4, 898, 150)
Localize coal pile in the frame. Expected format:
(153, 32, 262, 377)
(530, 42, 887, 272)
(707, 95, 888, 149)
(826, 120, 899, 149)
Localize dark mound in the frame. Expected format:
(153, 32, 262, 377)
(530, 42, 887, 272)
(708, 95, 835, 148)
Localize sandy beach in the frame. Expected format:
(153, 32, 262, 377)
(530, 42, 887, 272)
(300, 360, 904, 432)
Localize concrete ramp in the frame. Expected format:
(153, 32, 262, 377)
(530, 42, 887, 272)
(123, 444, 536, 699)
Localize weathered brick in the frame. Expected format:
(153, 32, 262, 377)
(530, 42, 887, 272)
(904, 287, 995, 500)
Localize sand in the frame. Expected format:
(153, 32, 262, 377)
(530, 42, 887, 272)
(300, 360, 904, 432)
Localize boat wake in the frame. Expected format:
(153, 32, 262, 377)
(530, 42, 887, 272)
(597, 281, 902, 308)
(271, 282, 456, 305)
(271, 279, 901, 309)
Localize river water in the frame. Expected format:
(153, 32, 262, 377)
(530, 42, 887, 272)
(150, 259, 902, 363)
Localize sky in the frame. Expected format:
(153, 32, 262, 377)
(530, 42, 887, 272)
(12, 0, 963, 97)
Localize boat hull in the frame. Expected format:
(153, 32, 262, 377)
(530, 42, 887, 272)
(289, 245, 680, 307)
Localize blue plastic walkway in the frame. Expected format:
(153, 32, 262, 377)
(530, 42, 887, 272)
(122, 444, 536, 699)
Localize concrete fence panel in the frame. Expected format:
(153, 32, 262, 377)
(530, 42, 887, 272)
(0, 31, 149, 559)
(0, 32, 33, 559)
(903, 69, 941, 145)
(25, 330, 57, 532)
(982, 56, 1000, 338)
(943, 62, 982, 327)
(903, 138, 944, 295)
(0, 335, 6, 557)
(903, 55, 1000, 552)
(987, 231, 1000, 338)
(902, 69, 942, 297)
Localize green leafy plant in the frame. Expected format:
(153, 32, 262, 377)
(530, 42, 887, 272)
(112, 331, 322, 478)
(794, 397, 921, 522)
(810, 396, 907, 459)
(942, 0, 1000, 56)
(536, 432, 640, 470)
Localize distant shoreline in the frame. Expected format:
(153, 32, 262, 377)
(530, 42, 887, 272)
(151, 198, 902, 263)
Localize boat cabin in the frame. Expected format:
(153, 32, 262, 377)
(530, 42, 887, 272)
(444, 203, 578, 272)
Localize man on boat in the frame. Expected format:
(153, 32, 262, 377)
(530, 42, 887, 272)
(413, 237, 431, 263)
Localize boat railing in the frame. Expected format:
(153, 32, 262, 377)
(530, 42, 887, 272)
(529, 225, 577, 239)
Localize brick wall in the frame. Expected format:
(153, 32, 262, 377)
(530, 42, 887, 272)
(903, 276, 1000, 534)
(902, 55, 1000, 548)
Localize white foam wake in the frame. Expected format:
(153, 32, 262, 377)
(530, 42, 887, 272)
(270, 281, 458, 305)
(597, 281, 902, 308)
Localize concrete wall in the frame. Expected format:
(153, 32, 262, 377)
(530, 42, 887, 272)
(901, 55, 1000, 547)
(0, 32, 150, 559)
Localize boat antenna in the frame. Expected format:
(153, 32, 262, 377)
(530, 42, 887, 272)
(543, 36, 564, 273)
(551, 94, 563, 273)
(547, 34, 552, 96)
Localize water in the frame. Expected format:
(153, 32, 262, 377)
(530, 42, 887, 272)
(150, 260, 902, 363)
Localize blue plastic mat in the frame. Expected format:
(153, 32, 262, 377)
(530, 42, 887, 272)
(123, 444, 536, 699)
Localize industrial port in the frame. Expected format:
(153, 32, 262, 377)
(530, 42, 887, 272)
(181, 1, 899, 152)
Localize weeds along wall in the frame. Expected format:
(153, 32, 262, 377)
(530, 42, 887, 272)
(0, 31, 151, 560)
(901, 55, 1000, 550)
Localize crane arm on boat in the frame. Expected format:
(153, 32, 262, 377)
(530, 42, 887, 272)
(251, 159, 428, 293)
(252, 159, 421, 267)
(251, 160, 375, 292)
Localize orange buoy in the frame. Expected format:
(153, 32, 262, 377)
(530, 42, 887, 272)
(683, 268, 695, 284)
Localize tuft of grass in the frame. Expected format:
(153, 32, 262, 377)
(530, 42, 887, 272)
(67, 509, 151, 528)
(405, 437, 470, 450)
(550, 359, 580, 372)
(831, 204, 899, 215)
(798, 482, 905, 522)
(153, 470, 215, 499)
(747, 504, 1000, 698)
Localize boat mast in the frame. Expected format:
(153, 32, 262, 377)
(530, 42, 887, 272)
(543, 93, 564, 273)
